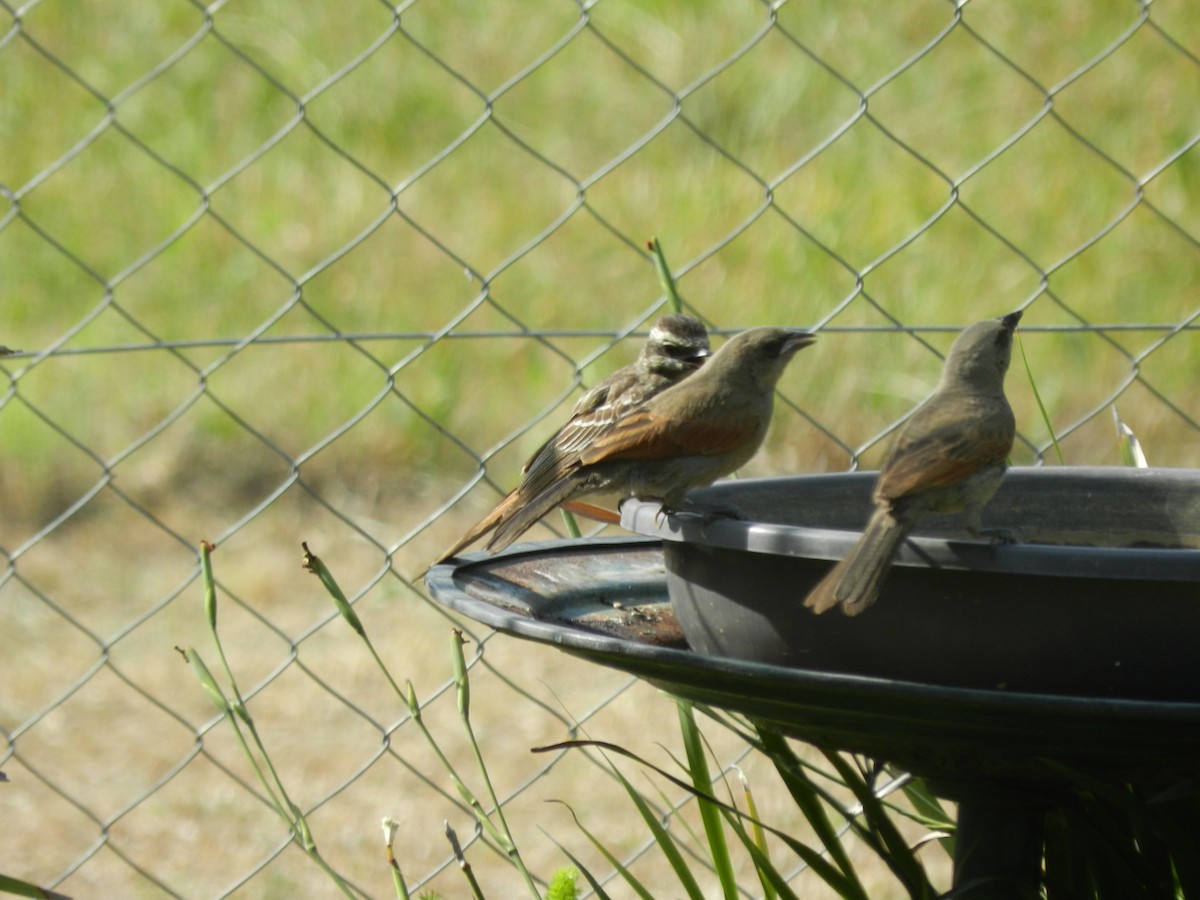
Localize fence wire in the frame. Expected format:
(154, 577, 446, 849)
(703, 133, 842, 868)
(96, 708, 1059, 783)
(2, 0, 1198, 896)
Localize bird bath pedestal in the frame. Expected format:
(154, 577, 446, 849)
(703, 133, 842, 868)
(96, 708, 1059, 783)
(427, 467, 1200, 896)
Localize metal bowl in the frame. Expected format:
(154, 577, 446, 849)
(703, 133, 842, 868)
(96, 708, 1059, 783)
(620, 467, 1200, 701)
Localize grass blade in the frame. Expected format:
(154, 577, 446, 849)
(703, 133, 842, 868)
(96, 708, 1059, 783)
(559, 508, 582, 538)
(1017, 332, 1063, 464)
(648, 238, 684, 314)
(1111, 406, 1149, 467)
(549, 800, 657, 900)
(609, 763, 705, 900)
(756, 729, 867, 896)
(820, 750, 935, 899)
(539, 834, 612, 900)
(677, 701, 737, 899)
(0, 872, 70, 899)
(893, 777, 955, 859)
(717, 808, 801, 900)
(733, 766, 777, 899)
(450, 631, 541, 898)
(404, 680, 508, 850)
(535, 737, 858, 895)
(192, 546, 355, 898)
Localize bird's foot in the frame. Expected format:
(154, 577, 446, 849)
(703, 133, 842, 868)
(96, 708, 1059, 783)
(674, 499, 746, 524)
(623, 498, 745, 528)
(978, 525, 1021, 546)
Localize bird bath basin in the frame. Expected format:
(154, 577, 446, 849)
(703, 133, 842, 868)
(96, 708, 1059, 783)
(427, 467, 1200, 895)
(621, 467, 1200, 701)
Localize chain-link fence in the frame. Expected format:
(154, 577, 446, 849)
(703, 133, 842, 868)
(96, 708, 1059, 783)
(2, 0, 1198, 896)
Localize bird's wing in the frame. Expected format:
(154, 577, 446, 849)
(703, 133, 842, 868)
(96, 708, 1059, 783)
(570, 374, 623, 417)
(520, 371, 647, 476)
(520, 399, 643, 499)
(579, 407, 759, 463)
(554, 394, 639, 456)
(876, 418, 1013, 501)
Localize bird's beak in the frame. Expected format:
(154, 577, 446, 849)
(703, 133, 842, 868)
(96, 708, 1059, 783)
(784, 331, 817, 354)
(684, 348, 712, 369)
(1001, 310, 1023, 330)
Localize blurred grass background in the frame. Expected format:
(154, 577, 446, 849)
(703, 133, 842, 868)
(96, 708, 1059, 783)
(1, 0, 1198, 896)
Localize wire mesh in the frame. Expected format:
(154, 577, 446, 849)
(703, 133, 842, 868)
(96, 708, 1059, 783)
(2, 0, 1198, 896)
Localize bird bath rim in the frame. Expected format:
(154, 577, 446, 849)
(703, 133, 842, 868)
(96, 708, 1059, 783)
(619, 466, 1200, 582)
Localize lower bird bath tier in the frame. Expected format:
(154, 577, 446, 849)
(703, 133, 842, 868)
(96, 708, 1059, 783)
(620, 466, 1200, 702)
(424, 533, 1200, 786)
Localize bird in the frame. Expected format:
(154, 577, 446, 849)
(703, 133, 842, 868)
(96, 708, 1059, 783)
(521, 313, 711, 477)
(440, 314, 712, 560)
(439, 326, 815, 560)
(804, 310, 1023, 616)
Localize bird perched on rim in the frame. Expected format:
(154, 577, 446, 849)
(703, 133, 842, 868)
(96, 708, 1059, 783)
(522, 313, 711, 475)
(804, 311, 1023, 617)
(440, 314, 711, 560)
(439, 326, 814, 561)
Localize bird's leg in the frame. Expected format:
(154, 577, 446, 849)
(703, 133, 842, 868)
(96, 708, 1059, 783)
(964, 506, 1020, 545)
(616, 496, 672, 528)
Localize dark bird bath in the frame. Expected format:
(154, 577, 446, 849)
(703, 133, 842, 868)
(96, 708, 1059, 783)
(427, 467, 1200, 896)
(621, 466, 1200, 702)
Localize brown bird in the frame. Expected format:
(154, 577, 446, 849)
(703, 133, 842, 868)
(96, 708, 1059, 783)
(441, 314, 711, 560)
(804, 311, 1023, 616)
(440, 326, 814, 560)
(522, 313, 711, 477)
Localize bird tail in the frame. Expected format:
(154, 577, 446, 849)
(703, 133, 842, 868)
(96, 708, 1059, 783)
(485, 476, 584, 554)
(437, 490, 524, 563)
(804, 508, 908, 616)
